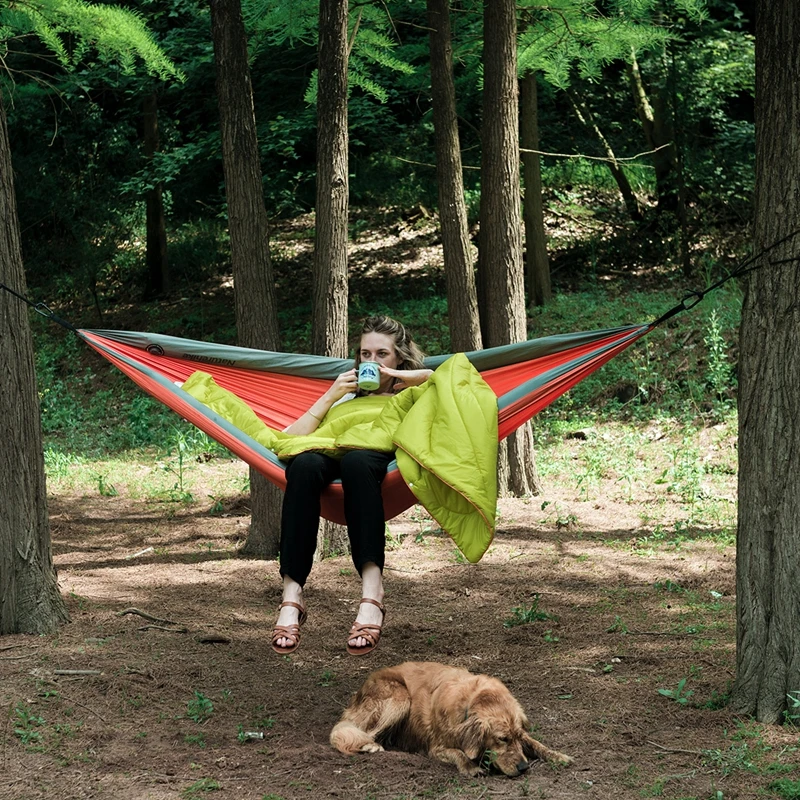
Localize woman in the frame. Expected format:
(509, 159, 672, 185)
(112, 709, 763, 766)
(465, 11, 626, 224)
(272, 316, 433, 656)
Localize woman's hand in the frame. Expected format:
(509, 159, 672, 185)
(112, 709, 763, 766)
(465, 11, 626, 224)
(328, 368, 358, 402)
(380, 366, 433, 391)
(283, 368, 357, 433)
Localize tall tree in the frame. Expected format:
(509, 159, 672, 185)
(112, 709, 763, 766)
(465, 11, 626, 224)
(478, 0, 540, 496)
(0, 92, 69, 635)
(427, 0, 482, 352)
(519, 70, 551, 308)
(731, 0, 800, 724)
(311, 0, 352, 558)
(210, 0, 283, 558)
(0, 0, 179, 635)
(311, 0, 350, 358)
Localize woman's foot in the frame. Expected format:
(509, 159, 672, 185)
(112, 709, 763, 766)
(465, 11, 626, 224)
(346, 598, 385, 656)
(271, 600, 307, 654)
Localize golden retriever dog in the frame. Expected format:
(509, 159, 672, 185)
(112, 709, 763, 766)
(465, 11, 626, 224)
(330, 661, 572, 777)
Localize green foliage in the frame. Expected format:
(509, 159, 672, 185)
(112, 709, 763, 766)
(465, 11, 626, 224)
(186, 691, 214, 724)
(503, 596, 554, 628)
(13, 703, 45, 744)
(0, 0, 183, 80)
(768, 779, 800, 800)
(657, 677, 694, 705)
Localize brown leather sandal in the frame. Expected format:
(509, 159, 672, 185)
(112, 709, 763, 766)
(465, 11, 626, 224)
(271, 601, 307, 655)
(346, 598, 386, 656)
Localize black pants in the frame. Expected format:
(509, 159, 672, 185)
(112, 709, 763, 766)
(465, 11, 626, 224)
(279, 449, 394, 586)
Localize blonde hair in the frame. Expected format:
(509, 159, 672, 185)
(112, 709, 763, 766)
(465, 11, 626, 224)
(355, 315, 426, 370)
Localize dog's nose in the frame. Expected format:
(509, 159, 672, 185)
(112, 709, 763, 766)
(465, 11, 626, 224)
(516, 759, 531, 774)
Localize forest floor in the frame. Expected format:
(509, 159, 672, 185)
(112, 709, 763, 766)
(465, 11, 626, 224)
(2, 449, 798, 800)
(7, 208, 796, 799)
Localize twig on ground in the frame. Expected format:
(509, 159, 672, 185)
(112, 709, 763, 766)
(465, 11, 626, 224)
(138, 625, 188, 633)
(53, 669, 102, 676)
(117, 608, 181, 626)
(0, 655, 33, 661)
(648, 740, 704, 756)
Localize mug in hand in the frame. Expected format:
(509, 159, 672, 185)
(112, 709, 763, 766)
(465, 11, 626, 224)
(357, 361, 381, 391)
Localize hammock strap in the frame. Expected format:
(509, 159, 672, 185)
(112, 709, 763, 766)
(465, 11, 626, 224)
(0, 282, 78, 331)
(649, 226, 800, 327)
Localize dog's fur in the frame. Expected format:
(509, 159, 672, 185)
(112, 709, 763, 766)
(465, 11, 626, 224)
(330, 661, 572, 777)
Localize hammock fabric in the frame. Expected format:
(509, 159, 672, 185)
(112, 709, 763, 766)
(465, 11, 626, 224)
(77, 323, 652, 524)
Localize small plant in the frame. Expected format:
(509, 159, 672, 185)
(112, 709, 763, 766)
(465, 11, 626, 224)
(503, 596, 554, 628)
(606, 615, 629, 634)
(543, 629, 560, 643)
(318, 670, 335, 687)
(186, 691, 214, 723)
(184, 733, 206, 748)
(767, 779, 800, 800)
(785, 691, 800, 727)
(657, 677, 694, 706)
(95, 473, 118, 497)
(654, 579, 686, 593)
(13, 703, 45, 744)
(181, 777, 220, 798)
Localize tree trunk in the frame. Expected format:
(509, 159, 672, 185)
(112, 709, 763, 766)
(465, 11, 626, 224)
(142, 92, 169, 300)
(564, 86, 642, 222)
(312, 0, 349, 358)
(628, 51, 677, 211)
(427, 0, 482, 352)
(731, 0, 800, 724)
(312, 0, 351, 558)
(478, 0, 541, 497)
(0, 90, 69, 635)
(519, 71, 551, 308)
(210, 0, 283, 559)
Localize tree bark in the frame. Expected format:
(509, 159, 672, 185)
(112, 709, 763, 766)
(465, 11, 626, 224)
(312, 0, 351, 558)
(312, 0, 349, 359)
(731, 0, 800, 724)
(0, 89, 69, 635)
(142, 92, 169, 300)
(210, 0, 283, 559)
(478, 0, 541, 497)
(427, 0, 482, 352)
(519, 71, 551, 308)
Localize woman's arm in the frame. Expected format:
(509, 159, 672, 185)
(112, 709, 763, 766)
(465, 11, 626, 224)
(380, 365, 434, 391)
(282, 368, 358, 434)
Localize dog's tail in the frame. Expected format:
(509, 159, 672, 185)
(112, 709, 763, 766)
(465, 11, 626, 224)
(330, 720, 382, 754)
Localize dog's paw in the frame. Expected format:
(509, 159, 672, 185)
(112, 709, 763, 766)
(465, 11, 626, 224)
(549, 751, 573, 766)
(458, 763, 485, 778)
(359, 742, 384, 754)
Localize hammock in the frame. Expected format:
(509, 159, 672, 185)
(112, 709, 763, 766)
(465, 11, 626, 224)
(76, 323, 652, 525)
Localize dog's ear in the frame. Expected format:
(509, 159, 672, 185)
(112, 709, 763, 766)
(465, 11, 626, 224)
(458, 712, 488, 761)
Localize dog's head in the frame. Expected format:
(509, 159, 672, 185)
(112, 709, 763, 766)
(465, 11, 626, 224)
(456, 684, 535, 777)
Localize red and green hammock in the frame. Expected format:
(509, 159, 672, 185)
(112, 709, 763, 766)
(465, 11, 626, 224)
(76, 323, 652, 524)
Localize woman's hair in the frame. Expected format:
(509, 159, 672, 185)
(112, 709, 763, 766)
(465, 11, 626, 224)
(356, 315, 426, 371)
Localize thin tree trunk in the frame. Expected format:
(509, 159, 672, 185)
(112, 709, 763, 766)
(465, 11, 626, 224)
(0, 89, 69, 634)
(312, 0, 351, 558)
(731, 0, 800, 724)
(478, 0, 541, 497)
(565, 86, 642, 222)
(312, 0, 349, 358)
(427, 0, 482, 352)
(143, 92, 169, 299)
(519, 71, 551, 308)
(210, 0, 283, 559)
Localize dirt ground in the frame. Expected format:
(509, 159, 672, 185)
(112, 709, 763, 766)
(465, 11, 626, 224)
(2, 458, 798, 800)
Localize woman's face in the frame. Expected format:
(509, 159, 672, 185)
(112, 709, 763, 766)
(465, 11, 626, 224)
(359, 332, 400, 392)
